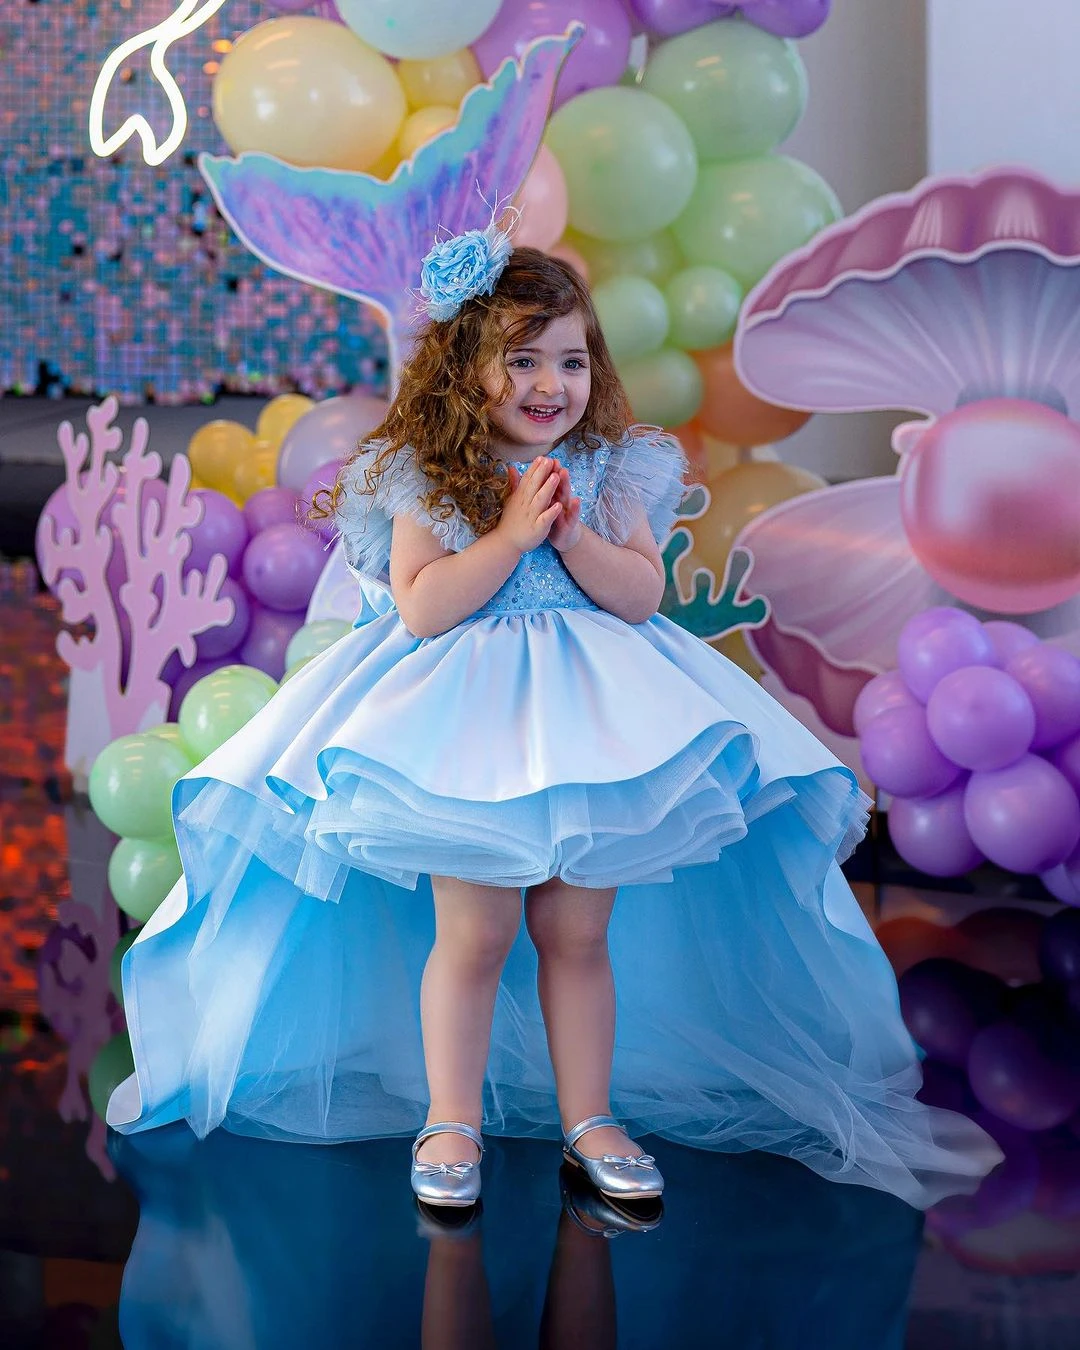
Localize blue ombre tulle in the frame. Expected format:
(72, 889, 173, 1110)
(108, 434, 1003, 1209)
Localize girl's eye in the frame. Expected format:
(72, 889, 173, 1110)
(564, 359, 587, 371)
(509, 357, 533, 369)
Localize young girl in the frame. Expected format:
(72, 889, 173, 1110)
(108, 229, 1002, 1212)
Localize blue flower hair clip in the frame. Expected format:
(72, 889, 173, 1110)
(418, 218, 514, 323)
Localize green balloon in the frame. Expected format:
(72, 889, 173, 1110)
(673, 155, 842, 291)
(546, 87, 698, 242)
(178, 664, 278, 760)
(284, 619, 351, 670)
(88, 1030, 134, 1122)
(108, 835, 183, 924)
(664, 266, 743, 351)
(593, 276, 670, 361)
(643, 19, 807, 162)
(108, 928, 140, 1006)
(619, 348, 703, 428)
(566, 228, 684, 287)
(88, 733, 195, 840)
(144, 722, 191, 752)
(280, 657, 313, 684)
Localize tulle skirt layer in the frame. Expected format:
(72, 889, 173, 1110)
(108, 608, 1002, 1208)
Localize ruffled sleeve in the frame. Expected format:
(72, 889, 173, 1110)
(590, 426, 689, 546)
(334, 442, 476, 586)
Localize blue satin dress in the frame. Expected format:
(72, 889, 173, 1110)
(108, 429, 1002, 1208)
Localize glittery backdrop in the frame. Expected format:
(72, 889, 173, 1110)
(0, 0, 388, 403)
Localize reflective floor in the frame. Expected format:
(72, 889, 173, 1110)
(3, 583, 1080, 1348)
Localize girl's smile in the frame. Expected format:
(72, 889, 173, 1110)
(483, 312, 592, 459)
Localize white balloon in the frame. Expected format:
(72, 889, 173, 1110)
(336, 0, 502, 61)
(276, 391, 388, 493)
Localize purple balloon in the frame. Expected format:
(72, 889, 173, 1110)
(194, 576, 251, 661)
(968, 1020, 1080, 1132)
(244, 486, 300, 537)
(899, 958, 1006, 1068)
(242, 523, 328, 612)
(187, 490, 250, 577)
(918, 1060, 978, 1116)
(743, 0, 832, 39)
(474, 0, 633, 109)
(983, 620, 1040, 665)
(301, 460, 344, 542)
(1042, 859, 1080, 907)
(630, 0, 719, 37)
(964, 755, 1080, 874)
(239, 605, 306, 681)
(888, 783, 984, 878)
(1039, 909, 1080, 986)
(897, 606, 997, 703)
(1051, 731, 1080, 796)
(859, 705, 963, 799)
(1005, 644, 1080, 751)
(928, 1111, 1037, 1236)
(101, 474, 168, 529)
(852, 669, 919, 736)
(277, 391, 387, 493)
(167, 656, 232, 721)
(926, 666, 1036, 772)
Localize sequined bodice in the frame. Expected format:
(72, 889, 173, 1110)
(475, 446, 611, 616)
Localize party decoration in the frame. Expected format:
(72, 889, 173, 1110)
(186, 490, 250, 576)
(852, 671, 918, 737)
(277, 391, 388, 492)
(925, 668, 1036, 773)
(630, 1, 831, 40)
(186, 420, 256, 493)
(618, 348, 703, 428)
(212, 16, 406, 172)
(664, 267, 742, 351)
(89, 1032, 136, 1124)
(194, 577, 251, 661)
(690, 460, 824, 583)
(398, 106, 460, 162)
(256, 394, 316, 450)
(898, 958, 1004, 1069)
(593, 276, 670, 360)
(88, 731, 196, 840)
(694, 343, 810, 445)
(564, 228, 684, 287)
(242, 524, 329, 612)
(1005, 645, 1080, 750)
(888, 786, 985, 879)
(178, 664, 279, 760)
(336, 0, 502, 61)
(896, 609, 996, 704)
(968, 1021, 1080, 1133)
(964, 756, 1080, 876)
(546, 87, 698, 242)
(244, 487, 302, 536)
(398, 49, 483, 108)
(108, 836, 184, 924)
(513, 145, 569, 252)
(860, 706, 962, 800)
(285, 620, 353, 671)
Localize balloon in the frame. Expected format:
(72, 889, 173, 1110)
(88, 1032, 134, 1122)
(593, 276, 670, 361)
(397, 105, 459, 160)
(232, 443, 278, 503)
(286, 619, 353, 669)
(860, 705, 963, 799)
(918, 1060, 977, 1116)
(673, 155, 841, 290)
(629, 0, 717, 37)
(642, 20, 807, 161)
(744, 0, 833, 39)
(1041, 859, 1080, 906)
(964, 755, 1080, 874)
(957, 906, 1045, 986)
(244, 486, 301, 536)
(888, 785, 985, 878)
(108, 836, 183, 924)
(474, 0, 633, 110)
(928, 1111, 1037, 1236)
(926, 667, 1036, 772)
(186, 490, 250, 577)
(337, 0, 501, 60)
(617, 348, 703, 427)
(194, 576, 251, 661)
(166, 656, 233, 722)
(178, 664, 279, 760)
(546, 88, 698, 242)
(896, 607, 996, 704)
(968, 1020, 1080, 1132)
(213, 17, 406, 172)
(982, 620, 1040, 665)
(874, 915, 973, 980)
(240, 605, 306, 681)
(256, 394, 315, 450)
(88, 733, 196, 840)
(243, 523, 329, 612)
(398, 49, 482, 108)
(693, 343, 810, 445)
(898, 958, 1005, 1068)
(1004, 645, 1080, 751)
(109, 929, 139, 1005)
(563, 228, 684, 287)
(186, 421, 256, 492)
(1052, 732, 1080, 796)
(698, 460, 823, 578)
(664, 266, 742, 351)
(512, 146, 569, 253)
(301, 462, 344, 541)
(143, 722, 191, 752)
(549, 242, 589, 282)
(899, 400, 1080, 615)
(277, 391, 388, 492)
(1039, 908, 1080, 985)
(852, 670, 919, 737)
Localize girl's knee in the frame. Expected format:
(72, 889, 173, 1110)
(525, 890, 612, 963)
(436, 910, 520, 973)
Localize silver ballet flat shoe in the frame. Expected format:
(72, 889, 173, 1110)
(562, 1115, 664, 1201)
(559, 1164, 664, 1237)
(410, 1121, 484, 1208)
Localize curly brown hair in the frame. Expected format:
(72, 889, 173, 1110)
(310, 246, 632, 536)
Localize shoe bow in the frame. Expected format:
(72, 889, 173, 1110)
(413, 1160, 476, 1178)
(602, 1153, 657, 1171)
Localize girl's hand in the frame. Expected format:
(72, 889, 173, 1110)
(548, 465, 583, 553)
(496, 457, 563, 554)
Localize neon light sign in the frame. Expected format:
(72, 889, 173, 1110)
(89, 0, 229, 166)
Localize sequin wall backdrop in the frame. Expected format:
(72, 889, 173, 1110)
(0, 0, 388, 403)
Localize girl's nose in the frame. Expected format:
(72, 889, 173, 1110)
(533, 365, 563, 396)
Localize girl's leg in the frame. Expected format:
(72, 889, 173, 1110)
(416, 875, 522, 1166)
(525, 879, 640, 1159)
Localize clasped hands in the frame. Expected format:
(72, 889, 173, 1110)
(498, 456, 583, 555)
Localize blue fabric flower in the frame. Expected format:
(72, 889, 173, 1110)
(419, 223, 513, 322)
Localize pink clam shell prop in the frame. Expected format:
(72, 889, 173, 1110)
(731, 169, 1080, 733)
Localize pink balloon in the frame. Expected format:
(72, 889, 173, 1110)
(239, 605, 306, 681)
(472, 0, 633, 110)
(964, 755, 1080, 875)
(896, 606, 997, 703)
(900, 400, 1080, 615)
(889, 784, 985, 878)
(852, 669, 919, 736)
(242, 523, 328, 612)
(513, 146, 569, 252)
(1005, 644, 1080, 751)
(277, 391, 387, 493)
(859, 705, 963, 799)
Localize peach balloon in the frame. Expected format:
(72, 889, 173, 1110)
(513, 146, 570, 252)
(550, 242, 589, 283)
(669, 420, 707, 480)
(213, 17, 406, 172)
(397, 105, 459, 160)
(694, 343, 811, 447)
(398, 48, 482, 108)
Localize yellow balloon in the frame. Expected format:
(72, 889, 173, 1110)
(256, 394, 315, 450)
(187, 421, 256, 492)
(233, 445, 279, 502)
(213, 17, 407, 172)
(397, 105, 459, 160)
(189, 474, 209, 492)
(398, 49, 481, 108)
(366, 141, 403, 181)
(691, 461, 825, 582)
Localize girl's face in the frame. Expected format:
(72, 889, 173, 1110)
(482, 312, 592, 460)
